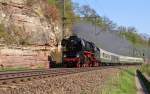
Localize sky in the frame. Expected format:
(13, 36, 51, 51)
(72, 0, 150, 35)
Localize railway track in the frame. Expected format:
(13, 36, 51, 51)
(0, 67, 112, 85)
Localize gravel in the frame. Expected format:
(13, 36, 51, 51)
(0, 68, 120, 94)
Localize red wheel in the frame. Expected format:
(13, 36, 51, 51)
(82, 64, 86, 67)
(89, 63, 92, 67)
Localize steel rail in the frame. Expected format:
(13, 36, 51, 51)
(0, 66, 117, 85)
(0, 67, 105, 85)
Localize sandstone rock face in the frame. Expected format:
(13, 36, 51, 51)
(0, 46, 59, 69)
(0, 0, 64, 68)
(0, 0, 26, 5)
(0, 0, 62, 46)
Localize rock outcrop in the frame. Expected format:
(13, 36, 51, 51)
(0, 0, 62, 46)
(0, 46, 56, 69)
(0, 0, 63, 68)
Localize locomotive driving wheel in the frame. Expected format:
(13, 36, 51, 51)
(76, 62, 81, 68)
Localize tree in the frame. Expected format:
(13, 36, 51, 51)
(118, 26, 147, 45)
(118, 26, 127, 32)
(79, 5, 97, 17)
(148, 38, 150, 47)
(101, 17, 117, 31)
(73, 4, 117, 31)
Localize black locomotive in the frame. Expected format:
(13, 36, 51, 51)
(61, 36, 101, 67)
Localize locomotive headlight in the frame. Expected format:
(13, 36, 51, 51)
(76, 54, 80, 58)
(63, 54, 66, 58)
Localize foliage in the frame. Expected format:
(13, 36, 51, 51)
(0, 24, 30, 45)
(73, 3, 148, 47)
(47, 0, 75, 36)
(43, 3, 60, 22)
(47, 0, 56, 5)
(148, 38, 150, 47)
(1, 0, 148, 47)
(26, 0, 61, 22)
(0, 67, 30, 72)
(0, 24, 7, 39)
(140, 64, 150, 76)
(101, 68, 137, 94)
(118, 27, 147, 45)
(73, 4, 117, 31)
(48, 0, 75, 23)
(0, 24, 14, 44)
(77, 5, 98, 17)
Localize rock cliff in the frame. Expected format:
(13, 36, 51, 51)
(0, 0, 62, 46)
(0, 0, 63, 68)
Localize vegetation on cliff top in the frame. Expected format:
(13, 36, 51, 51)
(0, 0, 149, 48)
(118, 26, 149, 46)
(73, 3, 149, 46)
(48, 0, 75, 25)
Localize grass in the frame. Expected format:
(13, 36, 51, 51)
(0, 67, 31, 72)
(140, 64, 150, 76)
(101, 68, 137, 94)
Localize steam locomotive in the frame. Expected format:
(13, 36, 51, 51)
(61, 36, 144, 68)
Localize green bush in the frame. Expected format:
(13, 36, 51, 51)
(47, 0, 56, 5)
(140, 64, 150, 76)
(0, 24, 6, 38)
(0, 67, 30, 72)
